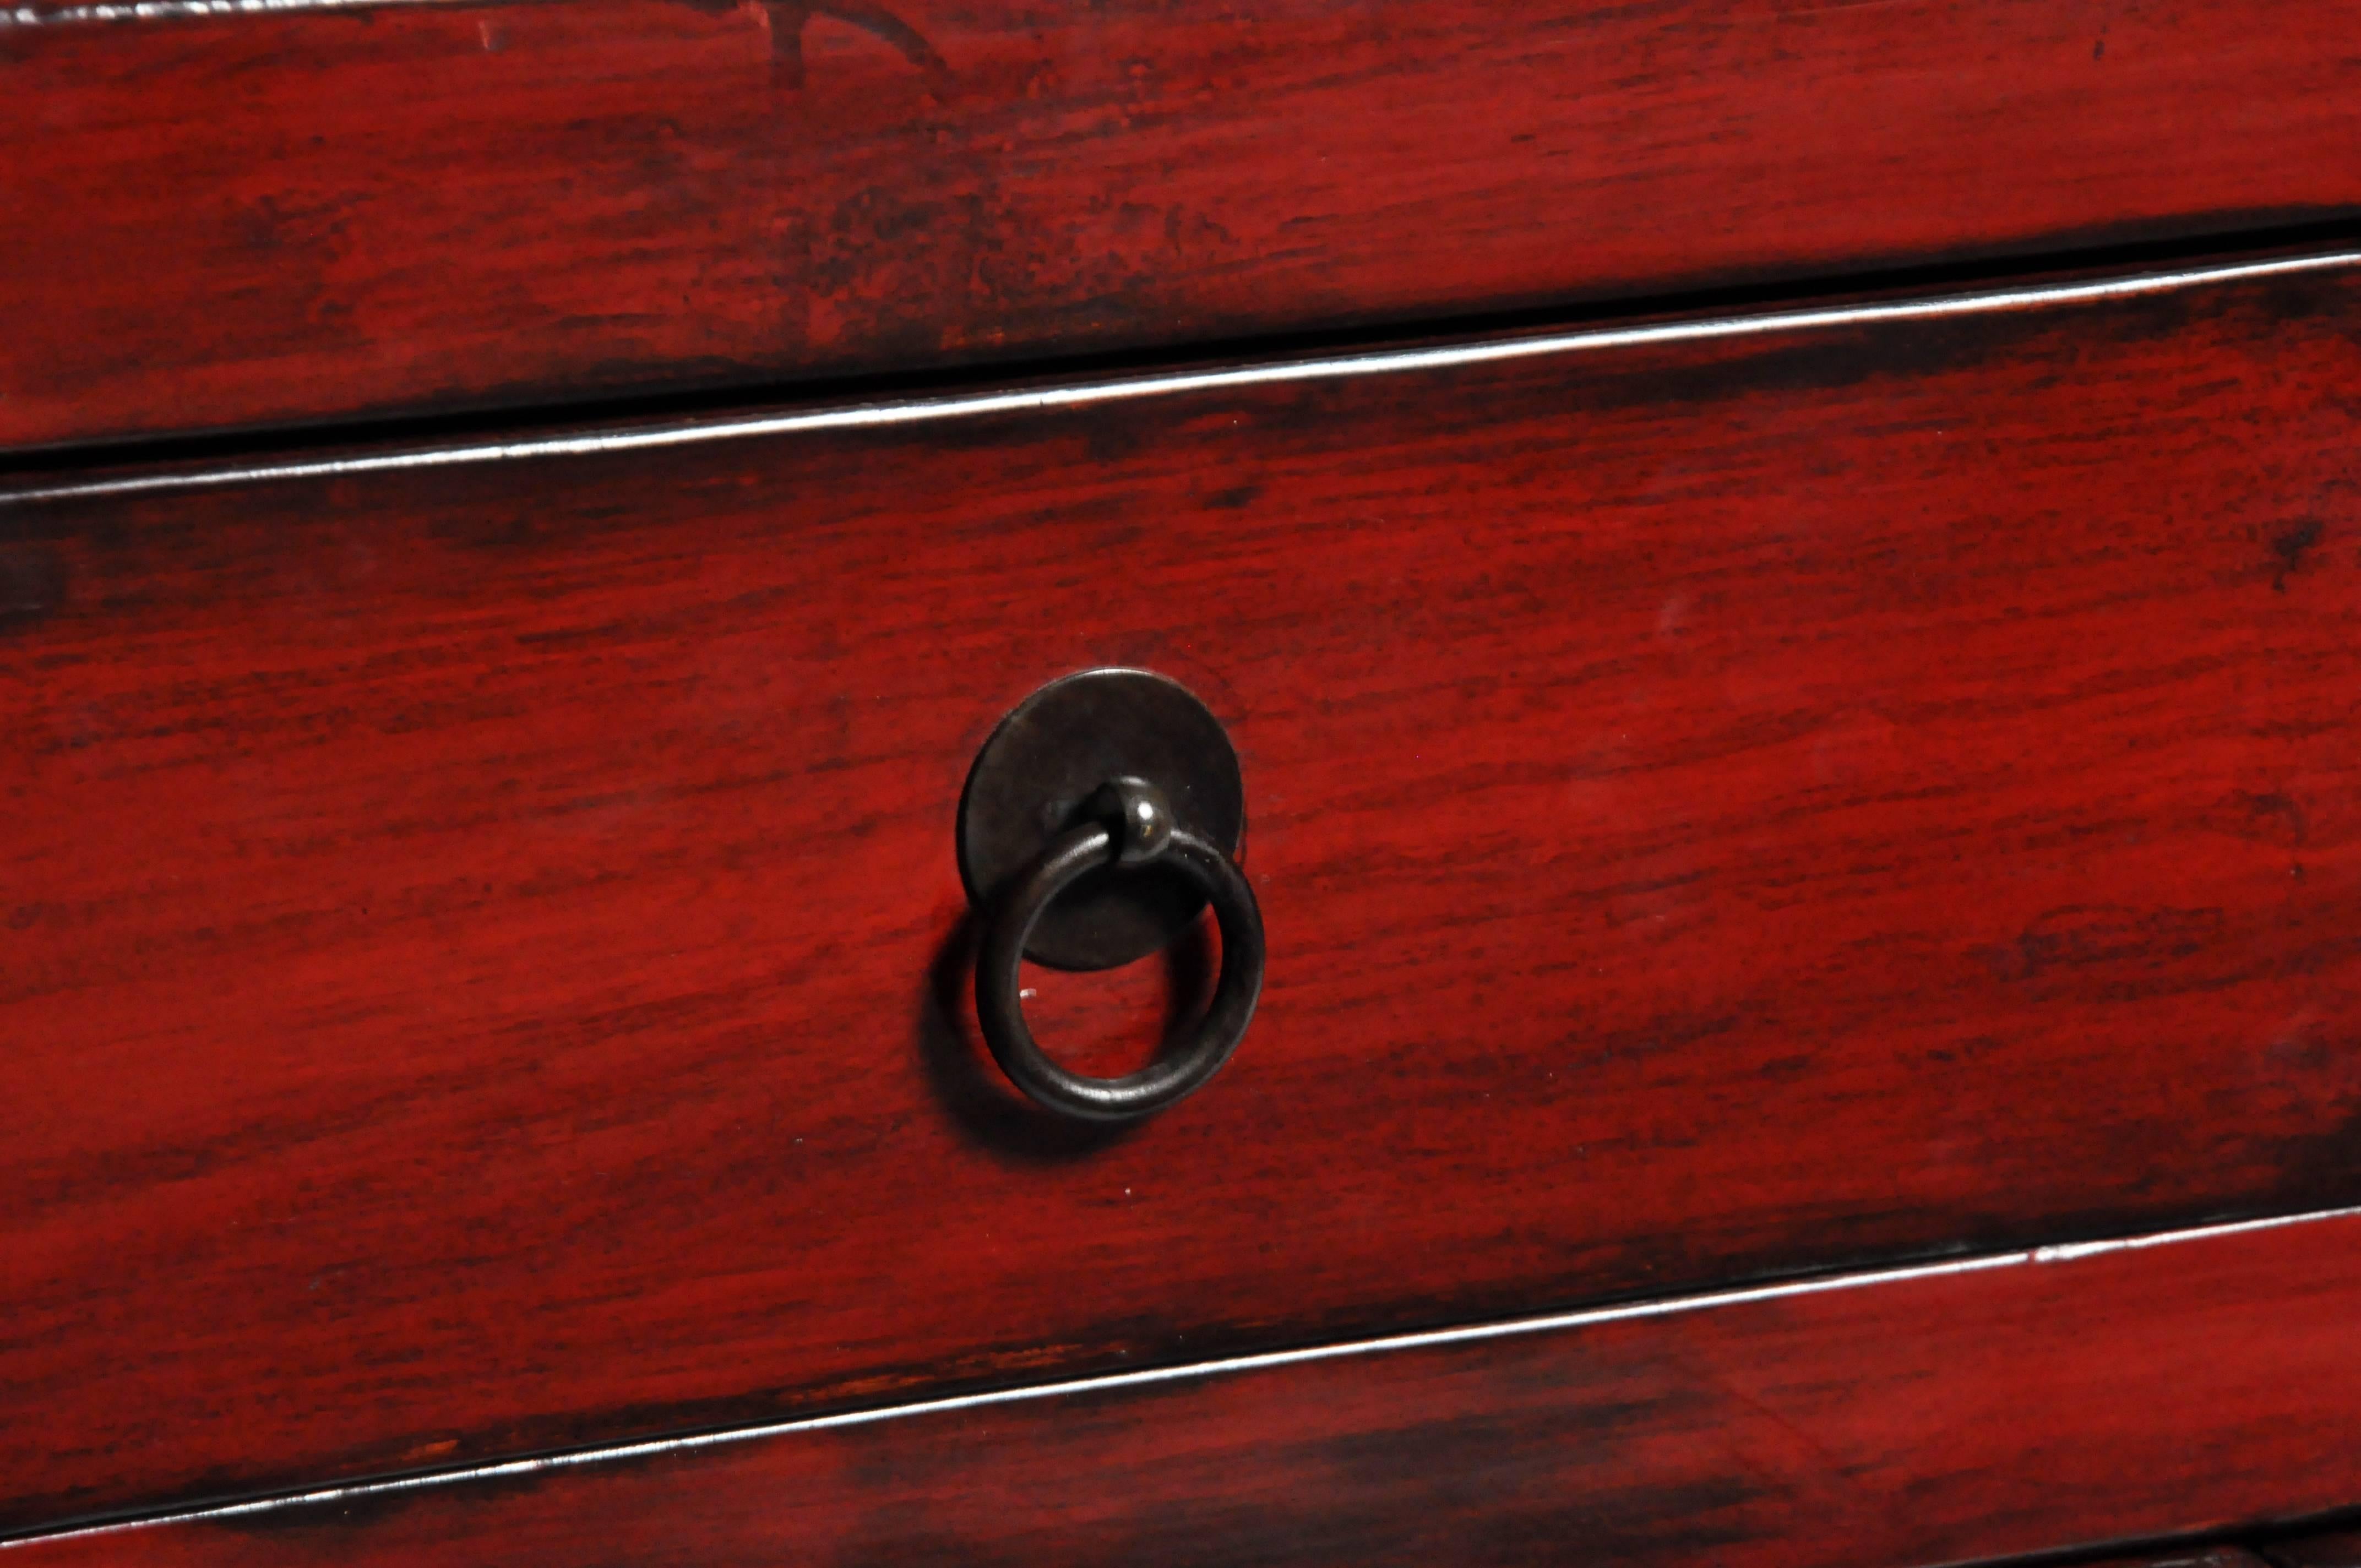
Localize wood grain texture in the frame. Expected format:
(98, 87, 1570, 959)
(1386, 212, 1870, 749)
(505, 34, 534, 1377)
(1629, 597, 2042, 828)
(15, 1212, 2361, 1566)
(7, 0, 2361, 450)
(6, 257, 2361, 1532)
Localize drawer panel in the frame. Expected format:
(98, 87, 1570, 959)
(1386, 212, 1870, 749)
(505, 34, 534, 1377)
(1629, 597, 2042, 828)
(6, 252, 2361, 1530)
(15, 1207, 2361, 1566)
(6, 0, 2361, 449)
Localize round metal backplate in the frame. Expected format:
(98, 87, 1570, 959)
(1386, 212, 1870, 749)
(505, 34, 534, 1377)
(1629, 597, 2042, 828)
(958, 669, 1245, 972)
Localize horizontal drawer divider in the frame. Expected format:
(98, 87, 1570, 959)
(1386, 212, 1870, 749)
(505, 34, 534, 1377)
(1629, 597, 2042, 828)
(13, 1202, 2361, 1563)
(9, 242, 2359, 511)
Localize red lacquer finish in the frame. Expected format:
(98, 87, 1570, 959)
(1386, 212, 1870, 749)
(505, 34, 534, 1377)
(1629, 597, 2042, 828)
(6, 256, 2361, 1532)
(6, 0, 2361, 449)
(16, 1211, 2361, 1566)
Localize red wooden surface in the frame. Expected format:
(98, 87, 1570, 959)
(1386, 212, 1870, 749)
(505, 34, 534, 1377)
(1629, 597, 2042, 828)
(7, 0, 2361, 450)
(15, 1210, 2361, 1566)
(7, 254, 2361, 1533)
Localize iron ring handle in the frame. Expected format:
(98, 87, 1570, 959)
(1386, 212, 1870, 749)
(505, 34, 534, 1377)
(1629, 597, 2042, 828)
(975, 781, 1265, 1124)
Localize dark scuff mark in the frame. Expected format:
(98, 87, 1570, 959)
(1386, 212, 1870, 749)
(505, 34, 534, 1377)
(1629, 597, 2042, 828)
(2231, 789, 2310, 849)
(1982, 905, 2228, 986)
(2256, 1091, 2361, 1218)
(764, 0, 953, 94)
(0, 545, 66, 634)
(2272, 517, 2324, 591)
(668, 0, 951, 95)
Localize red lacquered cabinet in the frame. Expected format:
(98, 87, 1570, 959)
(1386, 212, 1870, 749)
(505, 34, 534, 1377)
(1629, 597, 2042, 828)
(3, 3, 2361, 1564)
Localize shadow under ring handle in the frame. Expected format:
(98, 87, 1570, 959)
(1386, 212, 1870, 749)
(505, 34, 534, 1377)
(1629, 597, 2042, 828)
(975, 783, 1265, 1124)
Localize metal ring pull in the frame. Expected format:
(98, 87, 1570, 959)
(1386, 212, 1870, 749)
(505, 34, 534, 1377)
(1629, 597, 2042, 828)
(975, 778, 1265, 1123)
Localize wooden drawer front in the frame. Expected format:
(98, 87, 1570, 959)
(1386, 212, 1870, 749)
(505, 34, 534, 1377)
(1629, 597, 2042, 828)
(6, 253, 2361, 1532)
(17, 1208, 2361, 1566)
(6, 0, 2361, 449)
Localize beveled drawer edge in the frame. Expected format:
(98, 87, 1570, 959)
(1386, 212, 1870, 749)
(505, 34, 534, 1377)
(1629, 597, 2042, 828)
(7, 244, 2357, 513)
(2, 0, 432, 28)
